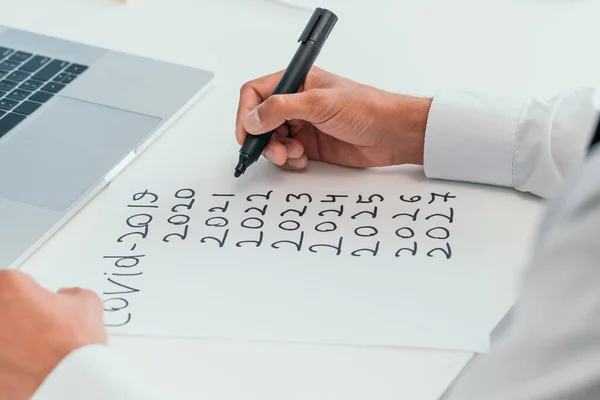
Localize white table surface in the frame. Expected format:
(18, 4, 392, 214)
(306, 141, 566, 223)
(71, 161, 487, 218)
(2, 0, 600, 398)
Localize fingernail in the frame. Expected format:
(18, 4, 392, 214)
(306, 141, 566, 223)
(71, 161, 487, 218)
(288, 158, 306, 169)
(245, 108, 262, 132)
(284, 144, 299, 158)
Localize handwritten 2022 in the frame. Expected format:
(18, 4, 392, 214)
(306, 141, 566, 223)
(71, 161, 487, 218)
(100, 188, 455, 328)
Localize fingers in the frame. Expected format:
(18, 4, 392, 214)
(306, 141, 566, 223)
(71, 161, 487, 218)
(279, 136, 304, 159)
(262, 136, 287, 165)
(56, 287, 108, 346)
(280, 136, 308, 170)
(261, 135, 296, 165)
(58, 287, 105, 331)
(58, 287, 103, 311)
(58, 286, 101, 301)
(281, 153, 309, 170)
(262, 136, 308, 170)
(263, 125, 291, 163)
(244, 91, 326, 135)
(236, 67, 334, 145)
(236, 70, 286, 145)
(58, 287, 91, 296)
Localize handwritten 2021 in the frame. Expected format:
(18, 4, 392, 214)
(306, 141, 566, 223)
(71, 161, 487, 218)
(191, 190, 456, 259)
(100, 188, 455, 327)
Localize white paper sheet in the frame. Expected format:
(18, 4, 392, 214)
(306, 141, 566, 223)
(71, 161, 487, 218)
(81, 162, 498, 353)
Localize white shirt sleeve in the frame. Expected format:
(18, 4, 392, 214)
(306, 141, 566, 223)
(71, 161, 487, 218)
(33, 344, 161, 400)
(442, 142, 600, 400)
(423, 87, 600, 198)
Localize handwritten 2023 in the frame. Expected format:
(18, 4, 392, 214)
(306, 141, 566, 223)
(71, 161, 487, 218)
(189, 190, 455, 259)
(101, 188, 455, 328)
(116, 188, 456, 259)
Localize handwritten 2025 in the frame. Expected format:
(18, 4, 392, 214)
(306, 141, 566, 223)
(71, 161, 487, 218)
(100, 189, 454, 328)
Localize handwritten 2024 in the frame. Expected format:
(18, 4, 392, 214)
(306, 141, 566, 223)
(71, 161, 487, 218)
(100, 188, 456, 328)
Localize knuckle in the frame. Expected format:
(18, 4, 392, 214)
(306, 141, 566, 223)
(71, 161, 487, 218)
(306, 67, 322, 87)
(268, 94, 285, 109)
(0, 270, 31, 290)
(304, 90, 320, 106)
(239, 81, 252, 95)
(305, 92, 327, 120)
(306, 66, 333, 89)
(265, 95, 286, 115)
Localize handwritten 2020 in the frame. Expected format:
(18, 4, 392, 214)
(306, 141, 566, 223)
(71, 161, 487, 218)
(100, 188, 456, 327)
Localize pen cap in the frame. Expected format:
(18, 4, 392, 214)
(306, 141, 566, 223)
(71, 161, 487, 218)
(298, 8, 338, 47)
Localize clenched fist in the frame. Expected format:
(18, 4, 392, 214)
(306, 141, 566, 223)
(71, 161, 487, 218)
(0, 270, 107, 399)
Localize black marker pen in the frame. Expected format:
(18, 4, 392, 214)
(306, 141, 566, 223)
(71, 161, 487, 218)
(234, 7, 338, 177)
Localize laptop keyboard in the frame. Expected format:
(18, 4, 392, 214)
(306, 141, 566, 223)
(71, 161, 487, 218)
(0, 47, 88, 137)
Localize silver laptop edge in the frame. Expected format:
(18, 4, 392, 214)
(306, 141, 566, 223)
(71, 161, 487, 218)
(0, 25, 214, 269)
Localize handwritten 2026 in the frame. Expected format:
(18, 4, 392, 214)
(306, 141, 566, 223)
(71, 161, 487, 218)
(100, 188, 455, 328)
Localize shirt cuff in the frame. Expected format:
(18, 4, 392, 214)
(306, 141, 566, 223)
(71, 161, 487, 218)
(33, 344, 160, 400)
(423, 89, 528, 189)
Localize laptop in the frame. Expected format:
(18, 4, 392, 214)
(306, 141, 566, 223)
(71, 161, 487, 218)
(0, 26, 214, 269)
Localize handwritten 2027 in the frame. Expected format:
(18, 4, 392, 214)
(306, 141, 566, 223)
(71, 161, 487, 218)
(163, 189, 456, 260)
(101, 188, 456, 329)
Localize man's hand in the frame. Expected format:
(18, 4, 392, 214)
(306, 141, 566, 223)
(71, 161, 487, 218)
(0, 270, 107, 400)
(236, 66, 432, 170)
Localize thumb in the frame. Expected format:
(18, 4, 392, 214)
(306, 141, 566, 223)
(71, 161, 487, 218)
(243, 91, 324, 134)
(58, 287, 88, 295)
(58, 287, 104, 316)
(58, 287, 102, 305)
